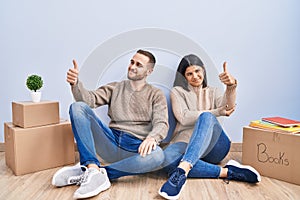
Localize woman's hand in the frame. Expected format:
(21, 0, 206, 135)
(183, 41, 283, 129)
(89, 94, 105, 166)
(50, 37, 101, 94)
(219, 62, 236, 86)
(225, 106, 236, 116)
(218, 105, 236, 116)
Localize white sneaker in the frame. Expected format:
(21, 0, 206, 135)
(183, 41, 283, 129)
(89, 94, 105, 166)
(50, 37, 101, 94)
(73, 168, 111, 199)
(52, 163, 86, 187)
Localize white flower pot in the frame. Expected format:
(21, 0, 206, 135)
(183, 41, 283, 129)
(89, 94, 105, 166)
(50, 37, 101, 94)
(31, 91, 42, 103)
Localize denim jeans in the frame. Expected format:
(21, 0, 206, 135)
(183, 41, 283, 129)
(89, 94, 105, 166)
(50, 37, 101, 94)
(69, 102, 164, 180)
(161, 112, 231, 178)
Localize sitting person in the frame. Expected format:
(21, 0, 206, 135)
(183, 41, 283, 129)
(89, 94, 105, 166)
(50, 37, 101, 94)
(159, 54, 261, 200)
(52, 49, 169, 199)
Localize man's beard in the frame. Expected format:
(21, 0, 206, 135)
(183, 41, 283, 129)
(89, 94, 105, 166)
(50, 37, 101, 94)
(127, 71, 146, 81)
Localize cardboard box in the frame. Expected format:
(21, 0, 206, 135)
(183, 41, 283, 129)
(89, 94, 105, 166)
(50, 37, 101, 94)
(4, 120, 75, 175)
(242, 126, 300, 185)
(12, 101, 60, 128)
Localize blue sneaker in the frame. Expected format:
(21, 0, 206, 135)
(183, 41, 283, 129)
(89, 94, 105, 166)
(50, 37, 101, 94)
(224, 160, 261, 183)
(159, 168, 187, 200)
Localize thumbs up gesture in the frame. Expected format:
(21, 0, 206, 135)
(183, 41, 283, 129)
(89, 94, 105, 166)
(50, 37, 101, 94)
(67, 59, 79, 85)
(218, 62, 236, 86)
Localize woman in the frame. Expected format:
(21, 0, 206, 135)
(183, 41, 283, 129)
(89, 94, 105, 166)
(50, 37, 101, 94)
(159, 54, 261, 200)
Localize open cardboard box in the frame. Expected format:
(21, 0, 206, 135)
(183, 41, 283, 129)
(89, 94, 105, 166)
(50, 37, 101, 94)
(242, 126, 300, 185)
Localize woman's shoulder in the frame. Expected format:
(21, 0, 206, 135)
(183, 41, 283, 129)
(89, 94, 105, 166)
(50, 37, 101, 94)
(203, 85, 221, 92)
(171, 86, 187, 93)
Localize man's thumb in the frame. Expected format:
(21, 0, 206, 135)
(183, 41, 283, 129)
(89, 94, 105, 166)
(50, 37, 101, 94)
(73, 59, 78, 70)
(223, 62, 227, 72)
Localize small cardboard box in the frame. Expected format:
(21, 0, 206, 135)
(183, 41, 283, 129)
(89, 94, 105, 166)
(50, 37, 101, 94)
(12, 101, 60, 128)
(4, 120, 75, 175)
(242, 126, 300, 185)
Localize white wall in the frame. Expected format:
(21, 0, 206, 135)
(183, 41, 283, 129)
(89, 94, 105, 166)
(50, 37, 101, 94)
(1, 0, 300, 143)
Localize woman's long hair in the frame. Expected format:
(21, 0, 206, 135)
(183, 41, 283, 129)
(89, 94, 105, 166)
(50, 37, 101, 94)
(173, 54, 208, 91)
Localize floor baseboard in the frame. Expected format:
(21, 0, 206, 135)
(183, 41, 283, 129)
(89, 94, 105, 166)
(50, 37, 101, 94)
(230, 142, 242, 152)
(0, 143, 5, 152)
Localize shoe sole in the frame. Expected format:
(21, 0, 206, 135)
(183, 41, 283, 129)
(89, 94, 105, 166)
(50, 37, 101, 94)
(158, 183, 186, 200)
(52, 164, 81, 187)
(73, 179, 111, 199)
(226, 160, 261, 182)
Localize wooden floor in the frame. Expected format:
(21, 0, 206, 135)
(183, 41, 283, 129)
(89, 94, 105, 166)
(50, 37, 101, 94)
(1, 151, 300, 200)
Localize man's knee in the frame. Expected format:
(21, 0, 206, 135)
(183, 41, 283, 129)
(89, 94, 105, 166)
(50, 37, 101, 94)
(69, 101, 88, 115)
(147, 147, 165, 165)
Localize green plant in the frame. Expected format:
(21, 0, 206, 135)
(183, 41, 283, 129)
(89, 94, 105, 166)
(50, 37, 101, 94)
(26, 74, 43, 92)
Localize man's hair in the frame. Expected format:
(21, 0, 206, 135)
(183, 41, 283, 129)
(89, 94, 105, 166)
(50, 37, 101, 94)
(137, 49, 156, 68)
(173, 54, 208, 91)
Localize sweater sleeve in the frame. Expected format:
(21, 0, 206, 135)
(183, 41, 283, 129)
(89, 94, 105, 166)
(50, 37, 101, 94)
(214, 82, 237, 116)
(224, 82, 237, 110)
(171, 87, 231, 125)
(147, 90, 169, 144)
(170, 89, 202, 126)
(71, 80, 116, 108)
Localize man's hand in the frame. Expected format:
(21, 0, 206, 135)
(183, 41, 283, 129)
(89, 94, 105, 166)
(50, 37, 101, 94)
(138, 137, 157, 157)
(219, 62, 236, 86)
(67, 59, 79, 85)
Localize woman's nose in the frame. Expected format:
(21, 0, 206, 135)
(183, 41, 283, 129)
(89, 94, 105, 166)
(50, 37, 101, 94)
(192, 72, 197, 78)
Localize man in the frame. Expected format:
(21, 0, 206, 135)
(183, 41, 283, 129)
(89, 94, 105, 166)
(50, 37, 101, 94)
(52, 49, 169, 199)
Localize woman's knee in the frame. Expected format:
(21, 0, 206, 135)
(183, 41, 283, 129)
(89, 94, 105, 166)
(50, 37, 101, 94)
(199, 112, 216, 121)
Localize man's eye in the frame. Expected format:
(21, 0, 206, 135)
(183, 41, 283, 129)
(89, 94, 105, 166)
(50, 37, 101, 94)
(137, 63, 143, 67)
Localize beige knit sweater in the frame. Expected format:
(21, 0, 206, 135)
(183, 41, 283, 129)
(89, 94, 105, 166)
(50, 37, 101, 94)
(71, 80, 169, 143)
(170, 83, 237, 143)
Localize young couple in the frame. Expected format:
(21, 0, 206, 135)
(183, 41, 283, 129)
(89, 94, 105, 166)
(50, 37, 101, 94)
(52, 49, 261, 199)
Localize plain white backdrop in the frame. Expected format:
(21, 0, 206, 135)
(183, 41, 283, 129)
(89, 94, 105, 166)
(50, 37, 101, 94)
(1, 0, 300, 142)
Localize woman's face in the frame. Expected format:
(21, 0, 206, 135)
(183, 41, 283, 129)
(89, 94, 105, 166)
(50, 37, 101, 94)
(184, 65, 205, 87)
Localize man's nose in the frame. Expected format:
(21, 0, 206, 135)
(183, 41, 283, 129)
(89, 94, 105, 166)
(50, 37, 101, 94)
(129, 64, 137, 70)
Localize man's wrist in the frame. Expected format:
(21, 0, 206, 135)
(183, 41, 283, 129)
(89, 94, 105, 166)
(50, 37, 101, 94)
(146, 136, 158, 144)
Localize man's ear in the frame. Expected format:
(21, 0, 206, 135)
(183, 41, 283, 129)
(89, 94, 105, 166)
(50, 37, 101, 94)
(147, 67, 153, 75)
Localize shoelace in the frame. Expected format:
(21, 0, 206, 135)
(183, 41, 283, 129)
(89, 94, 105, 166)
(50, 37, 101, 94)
(69, 174, 85, 185)
(66, 166, 88, 186)
(77, 171, 89, 185)
(170, 170, 182, 185)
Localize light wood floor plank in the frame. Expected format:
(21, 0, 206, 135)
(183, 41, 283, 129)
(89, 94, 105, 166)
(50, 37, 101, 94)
(1, 152, 300, 200)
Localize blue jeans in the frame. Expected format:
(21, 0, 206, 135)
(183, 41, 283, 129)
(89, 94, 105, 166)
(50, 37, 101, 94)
(69, 102, 165, 180)
(161, 112, 231, 178)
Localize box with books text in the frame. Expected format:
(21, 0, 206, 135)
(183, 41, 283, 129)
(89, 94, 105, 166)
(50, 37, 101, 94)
(242, 126, 300, 185)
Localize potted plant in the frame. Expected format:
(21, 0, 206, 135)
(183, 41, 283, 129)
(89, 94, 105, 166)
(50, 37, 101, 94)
(26, 74, 43, 102)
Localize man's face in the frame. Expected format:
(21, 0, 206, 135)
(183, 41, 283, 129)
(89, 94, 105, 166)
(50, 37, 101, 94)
(127, 53, 152, 81)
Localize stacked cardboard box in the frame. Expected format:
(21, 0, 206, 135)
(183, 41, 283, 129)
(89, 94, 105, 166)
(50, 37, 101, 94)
(5, 101, 75, 175)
